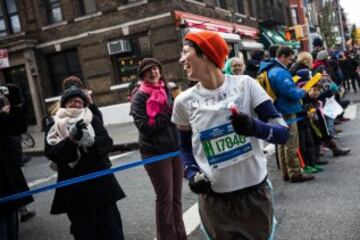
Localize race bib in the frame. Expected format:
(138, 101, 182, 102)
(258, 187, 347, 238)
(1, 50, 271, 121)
(200, 123, 253, 169)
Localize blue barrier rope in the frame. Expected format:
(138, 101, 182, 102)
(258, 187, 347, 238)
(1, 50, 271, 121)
(0, 116, 305, 205)
(0, 151, 180, 205)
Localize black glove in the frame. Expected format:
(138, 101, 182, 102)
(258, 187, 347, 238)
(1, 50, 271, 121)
(69, 119, 87, 141)
(5, 84, 22, 105)
(230, 112, 255, 136)
(188, 172, 211, 194)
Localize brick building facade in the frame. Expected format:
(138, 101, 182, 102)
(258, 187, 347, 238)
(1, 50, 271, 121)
(0, 0, 292, 126)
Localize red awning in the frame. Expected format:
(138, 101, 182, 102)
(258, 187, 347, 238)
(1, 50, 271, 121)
(174, 10, 259, 39)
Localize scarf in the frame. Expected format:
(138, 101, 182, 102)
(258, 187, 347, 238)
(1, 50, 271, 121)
(46, 107, 95, 169)
(139, 80, 168, 126)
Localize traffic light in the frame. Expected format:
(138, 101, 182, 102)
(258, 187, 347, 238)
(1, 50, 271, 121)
(285, 29, 296, 41)
(285, 25, 306, 41)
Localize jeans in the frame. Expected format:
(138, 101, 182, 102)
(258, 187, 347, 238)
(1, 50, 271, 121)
(325, 116, 336, 136)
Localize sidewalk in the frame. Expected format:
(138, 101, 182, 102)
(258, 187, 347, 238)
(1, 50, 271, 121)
(23, 122, 139, 156)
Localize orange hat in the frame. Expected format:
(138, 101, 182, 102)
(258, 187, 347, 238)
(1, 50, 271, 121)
(185, 30, 229, 69)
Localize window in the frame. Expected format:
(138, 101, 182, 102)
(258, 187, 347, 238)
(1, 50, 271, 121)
(217, 0, 227, 9)
(235, 0, 244, 14)
(0, 5, 6, 36)
(78, 0, 97, 16)
(0, 0, 21, 36)
(256, 0, 261, 18)
(291, 8, 299, 25)
(47, 49, 83, 95)
(111, 36, 152, 83)
(46, 0, 63, 24)
(247, 0, 254, 16)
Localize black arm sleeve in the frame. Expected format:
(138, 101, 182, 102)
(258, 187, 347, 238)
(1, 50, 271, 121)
(44, 122, 79, 164)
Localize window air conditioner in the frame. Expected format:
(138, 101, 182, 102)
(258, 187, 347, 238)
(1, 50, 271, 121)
(107, 40, 132, 55)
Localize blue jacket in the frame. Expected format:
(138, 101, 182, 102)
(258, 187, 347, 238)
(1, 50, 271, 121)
(259, 59, 305, 115)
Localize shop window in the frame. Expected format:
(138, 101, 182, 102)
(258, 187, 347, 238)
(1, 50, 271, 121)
(217, 0, 227, 9)
(110, 36, 152, 83)
(0, 0, 21, 36)
(78, 0, 97, 16)
(227, 43, 236, 58)
(46, 0, 63, 24)
(47, 49, 83, 96)
(234, 0, 244, 14)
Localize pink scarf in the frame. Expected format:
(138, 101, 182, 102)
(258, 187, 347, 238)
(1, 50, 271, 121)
(139, 80, 168, 126)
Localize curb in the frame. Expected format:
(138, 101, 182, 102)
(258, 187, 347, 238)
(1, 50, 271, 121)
(23, 142, 140, 157)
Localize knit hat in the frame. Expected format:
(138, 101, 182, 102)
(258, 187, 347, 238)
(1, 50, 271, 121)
(312, 37, 323, 47)
(317, 50, 329, 61)
(137, 58, 162, 78)
(62, 76, 84, 91)
(184, 30, 229, 69)
(60, 88, 89, 108)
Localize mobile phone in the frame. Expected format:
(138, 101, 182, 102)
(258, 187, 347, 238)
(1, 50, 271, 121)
(0, 86, 9, 95)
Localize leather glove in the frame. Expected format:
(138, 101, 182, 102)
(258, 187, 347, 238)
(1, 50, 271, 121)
(5, 84, 22, 105)
(188, 172, 211, 194)
(69, 119, 87, 141)
(230, 112, 255, 136)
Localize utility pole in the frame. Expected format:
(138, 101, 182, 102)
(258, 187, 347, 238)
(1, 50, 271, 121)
(336, 0, 346, 50)
(303, 0, 312, 52)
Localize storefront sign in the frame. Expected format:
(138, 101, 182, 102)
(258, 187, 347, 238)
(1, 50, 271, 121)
(0, 49, 9, 69)
(175, 11, 259, 39)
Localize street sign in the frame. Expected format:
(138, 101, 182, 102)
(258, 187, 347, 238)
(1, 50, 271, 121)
(0, 49, 9, 69)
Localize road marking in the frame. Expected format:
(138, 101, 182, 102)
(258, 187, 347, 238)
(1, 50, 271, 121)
(109, 151, 136, 161)
(28, 174, 57, 188)
(27, 151, 136, 188)
(183, 203, 201, 235)
(344, 104, 357, 120)
(264, 144, 276, 157)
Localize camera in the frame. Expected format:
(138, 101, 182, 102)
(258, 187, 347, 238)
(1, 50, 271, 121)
(0, 86, 9, 95)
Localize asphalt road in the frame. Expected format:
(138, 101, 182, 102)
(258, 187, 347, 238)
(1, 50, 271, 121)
(17, 104, 360, 240)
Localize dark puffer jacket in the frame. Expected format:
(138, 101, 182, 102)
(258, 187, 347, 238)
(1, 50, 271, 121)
(130, 90, 178, 155)
(45, 115, 125, 214)
(0, 105, 33, 216)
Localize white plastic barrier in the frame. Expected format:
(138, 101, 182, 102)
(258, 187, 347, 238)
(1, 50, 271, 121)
(99, 102, 133, 126)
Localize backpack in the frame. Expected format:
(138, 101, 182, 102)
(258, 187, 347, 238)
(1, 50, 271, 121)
(256, 71, 277, 102)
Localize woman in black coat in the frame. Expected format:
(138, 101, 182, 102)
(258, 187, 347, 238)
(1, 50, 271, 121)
(0, 84, 33, 240)
(45, 88, 125, 240)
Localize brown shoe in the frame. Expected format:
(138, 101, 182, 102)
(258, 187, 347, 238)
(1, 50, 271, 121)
(335, 127, 342, 133)
(289, 173, 315, 183)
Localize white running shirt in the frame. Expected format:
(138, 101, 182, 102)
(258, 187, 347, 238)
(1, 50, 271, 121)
(172, 74, 271, 193)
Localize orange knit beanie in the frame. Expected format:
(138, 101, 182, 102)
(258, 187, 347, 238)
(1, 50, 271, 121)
(185, 30, 229, 69)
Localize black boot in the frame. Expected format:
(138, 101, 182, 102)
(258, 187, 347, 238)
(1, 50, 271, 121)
(326, 139, 351, 157)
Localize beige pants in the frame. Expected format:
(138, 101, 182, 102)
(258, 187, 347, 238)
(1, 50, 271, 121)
(277, 114, 302, 178)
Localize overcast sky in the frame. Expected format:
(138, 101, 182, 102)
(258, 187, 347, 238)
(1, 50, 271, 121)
(340, 0, 360, 27)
